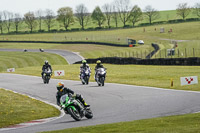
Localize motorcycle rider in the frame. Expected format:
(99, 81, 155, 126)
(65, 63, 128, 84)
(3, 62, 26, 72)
(94, 60, 105, 81)
(41, 60, 52, 78)
(56, 82, 90, 108)
(80, 60, 91, 78)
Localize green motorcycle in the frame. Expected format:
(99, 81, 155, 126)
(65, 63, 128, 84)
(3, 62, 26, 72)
(60, 94, 93, 121)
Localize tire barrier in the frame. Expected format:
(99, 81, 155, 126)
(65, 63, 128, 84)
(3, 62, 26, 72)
(74, 57, 200, 66)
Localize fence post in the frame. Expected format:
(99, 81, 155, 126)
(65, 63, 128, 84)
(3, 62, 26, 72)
(193, 48, 195, 57)
(178, 49, 179, 57)
(185, 48, 187, 58)
(171, 49, 172, 58)
(137, 51, 138, 58)
(160, 50, 161, 58)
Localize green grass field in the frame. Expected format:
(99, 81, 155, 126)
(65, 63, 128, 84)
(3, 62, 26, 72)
(0, 51, 68, 71)
(0, 43, 153, 59)
(42, 112, 200, 133)
(0, 88, 60, 128)
(1, 21, 200, 44)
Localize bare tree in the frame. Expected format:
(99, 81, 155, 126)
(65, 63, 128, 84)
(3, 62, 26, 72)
(114, 0, 132, 27)
(176, 3, 191, 20)
(102, 3, 112, 28)
(13, 13, 23, 33)
(0, 12, 3, 34)
(24, 12, 37, 33)
(35, 9, 44, 31)
(112, 4, 119, 27)
(57, 7, 74, 31)
(143, 5, 160, 24)
(44, 9, 55, 32)
(75, 4, 89, 30)
(129, 5, 143, 27)
(3, 11, 13, 33)
(193, 3, 200, 18)
(91, 6, 106, 27)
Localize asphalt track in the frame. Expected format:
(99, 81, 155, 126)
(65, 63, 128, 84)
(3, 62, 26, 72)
(1, 74, 200, 133)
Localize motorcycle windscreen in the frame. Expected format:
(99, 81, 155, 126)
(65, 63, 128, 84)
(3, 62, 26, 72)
(60, 94, 68, 104)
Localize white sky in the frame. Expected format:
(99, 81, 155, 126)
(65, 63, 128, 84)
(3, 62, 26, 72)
(0, 0, 199, 15)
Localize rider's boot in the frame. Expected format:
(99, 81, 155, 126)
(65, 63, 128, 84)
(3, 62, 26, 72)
(81, 97, 90, 108)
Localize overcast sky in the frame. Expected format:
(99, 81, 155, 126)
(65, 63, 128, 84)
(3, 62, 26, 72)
(0, 0, 199, 15)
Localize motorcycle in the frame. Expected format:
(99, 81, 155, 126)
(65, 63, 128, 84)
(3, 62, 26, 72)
(80, 68, 91, 85)
(96, 68, 106, 86)
(60, 94, 93, 121)
(42, 69, 52, 84)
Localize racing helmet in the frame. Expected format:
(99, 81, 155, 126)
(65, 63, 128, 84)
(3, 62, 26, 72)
(56, 82, 64, 91)
(96, 60, 101, 64)
(45, 60, 49, 65)
(82, 60, 87, 64)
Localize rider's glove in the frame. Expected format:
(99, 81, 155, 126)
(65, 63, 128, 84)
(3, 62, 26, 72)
(72, 94, 76, 98)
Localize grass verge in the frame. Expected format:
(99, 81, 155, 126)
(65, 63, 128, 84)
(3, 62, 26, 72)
(0, 88, 60, 128)
(41, 112, 200, 133)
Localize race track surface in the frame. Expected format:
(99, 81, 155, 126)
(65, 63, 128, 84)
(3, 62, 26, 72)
(1, 73, 200, 133)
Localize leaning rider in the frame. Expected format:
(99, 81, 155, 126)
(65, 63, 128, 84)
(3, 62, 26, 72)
(56, 82, 90, 107)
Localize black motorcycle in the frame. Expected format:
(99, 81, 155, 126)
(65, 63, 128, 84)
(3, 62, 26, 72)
(42, 69, 52, 84)
(96, 68, 106, 86)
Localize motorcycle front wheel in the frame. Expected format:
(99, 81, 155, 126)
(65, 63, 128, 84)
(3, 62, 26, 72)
(85, 76, 89, 85)
(67, 106, 82, 121)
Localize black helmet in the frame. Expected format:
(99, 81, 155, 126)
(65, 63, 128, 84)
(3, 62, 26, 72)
(56, 82, 64, 91)
(45, 60, 49, 65)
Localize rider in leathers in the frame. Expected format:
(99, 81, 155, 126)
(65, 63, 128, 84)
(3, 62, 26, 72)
(56, 82, 90, 107)
(94, 60, 104, 81)
(80, 60, 91, 78)
(41, 60, 52, 78)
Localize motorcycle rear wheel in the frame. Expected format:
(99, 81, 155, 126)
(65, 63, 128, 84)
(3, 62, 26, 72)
(85, 108, 93, 119)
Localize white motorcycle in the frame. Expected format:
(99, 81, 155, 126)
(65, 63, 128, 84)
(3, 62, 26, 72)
(95, 68, 106, 86)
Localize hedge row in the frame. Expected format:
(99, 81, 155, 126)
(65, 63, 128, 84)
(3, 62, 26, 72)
(75, 57, 200, 66)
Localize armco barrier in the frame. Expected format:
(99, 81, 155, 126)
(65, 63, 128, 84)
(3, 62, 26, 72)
(74, 57, 200, 66)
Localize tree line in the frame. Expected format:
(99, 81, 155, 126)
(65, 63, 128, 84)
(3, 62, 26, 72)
(0, 0, 199, 34)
